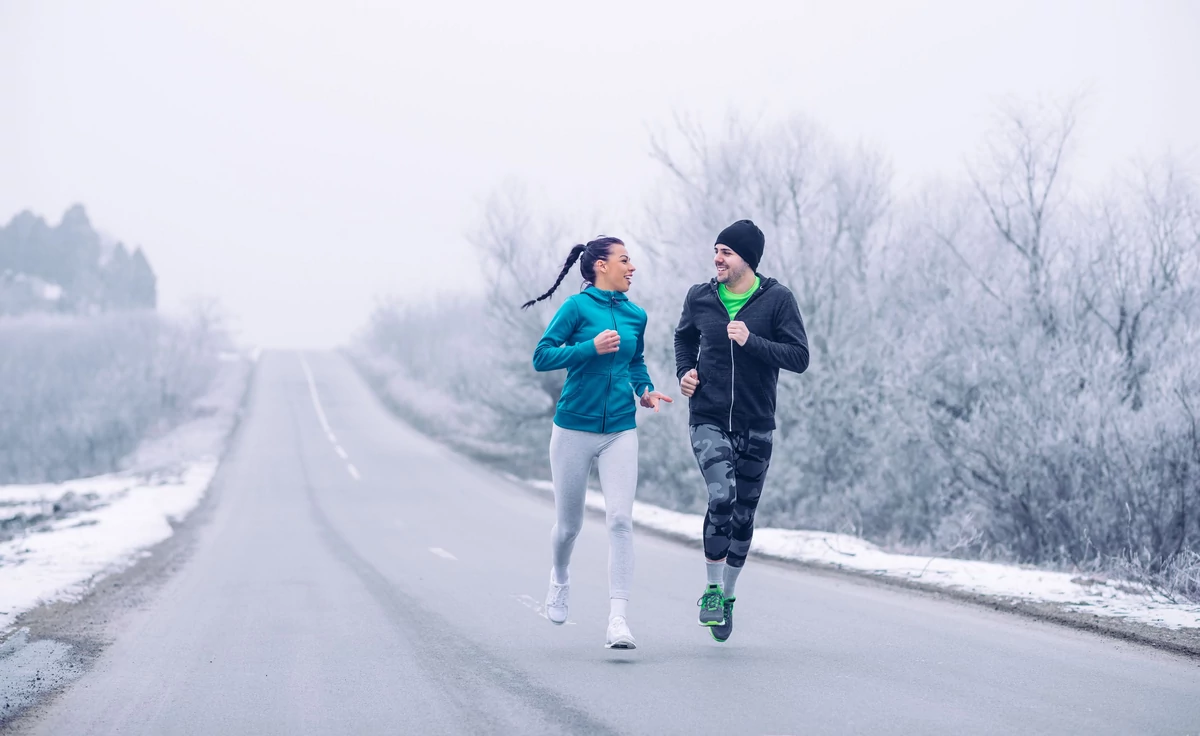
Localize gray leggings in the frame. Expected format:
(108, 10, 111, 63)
(549, 425, 638, 600)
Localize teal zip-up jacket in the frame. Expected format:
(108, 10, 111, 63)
(533, 286, 655, 434)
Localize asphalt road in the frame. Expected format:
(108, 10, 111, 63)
(11, 351, 1200, 735)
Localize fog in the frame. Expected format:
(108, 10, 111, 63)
(2, 0, 1198, 347)
(5, 4, 1200, 725)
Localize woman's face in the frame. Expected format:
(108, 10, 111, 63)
(595, 243, 635, 292)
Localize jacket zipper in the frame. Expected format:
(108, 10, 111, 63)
(728, 337, 735, 432)
(721, 281, 766, 433)
(602, 297, 617, 433)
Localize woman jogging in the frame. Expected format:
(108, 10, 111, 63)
(523, 236, 672, 649)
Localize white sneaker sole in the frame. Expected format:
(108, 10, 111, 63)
(605, 637, 637, 650)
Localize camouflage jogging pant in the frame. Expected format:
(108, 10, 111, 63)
(689, 423, 774, 568)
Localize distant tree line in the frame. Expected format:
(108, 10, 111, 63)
(0, 204, 156, 316)
(0, 205, 229, 485)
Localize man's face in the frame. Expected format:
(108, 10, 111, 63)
(714, 244, 749, 284)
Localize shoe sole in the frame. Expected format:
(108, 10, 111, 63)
(698, 619, 725, 627)
(606, 639, 637, 650)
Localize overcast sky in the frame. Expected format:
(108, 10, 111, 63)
(3, 0, 1197, 347)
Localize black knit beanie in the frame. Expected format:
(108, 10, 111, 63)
(715, 219, 764, 272)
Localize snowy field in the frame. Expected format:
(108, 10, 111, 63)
(0, 354, 252, 635)
(522, 480, 1200, 632)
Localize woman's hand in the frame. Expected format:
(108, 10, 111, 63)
(593, 329, 620, 355)
(640, 388, 674, 412)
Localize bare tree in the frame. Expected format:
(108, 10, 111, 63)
(648, 113, 890, 361)
(968, 99, 1079, 337)
(1077, 160, 1200, 408)
(470, 186, 576, 425)
(644, 111, 913, 536)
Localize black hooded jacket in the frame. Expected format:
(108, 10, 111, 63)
(673, 277, 809, 431)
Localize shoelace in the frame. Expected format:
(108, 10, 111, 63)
(608, 617, 633, 641)
(548, 583, 568, 607)
(697, 589, 723, 610)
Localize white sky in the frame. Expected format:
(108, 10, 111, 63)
(3, 0, 1197, 347)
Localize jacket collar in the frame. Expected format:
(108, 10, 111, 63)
(707, 274, 774, 295)
(581, 284, 630, 303)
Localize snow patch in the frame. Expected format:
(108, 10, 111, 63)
(522, 479, 1200, 631)
(0, 462, 216, 632)
(0, 356, 250, 636)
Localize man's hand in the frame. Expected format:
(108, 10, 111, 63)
(640, 389, 674, 412)
(593, 329, 620, 355)
(679, 368, 699, 398)
(727, 321, 750, 346)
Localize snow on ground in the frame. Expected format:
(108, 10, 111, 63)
(0, 356, 252, 635)
(523, 480, 1200, 631)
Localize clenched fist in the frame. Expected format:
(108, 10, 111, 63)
(727, 321, 750, 346)
(679, 368, 699, 398)
(593, 329, 620, 355)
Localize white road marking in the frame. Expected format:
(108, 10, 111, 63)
(299, 356, 334, 436)
(513, 594, 575, 624)
(300, 354, 362, 482)
(429, 547, 457, 560)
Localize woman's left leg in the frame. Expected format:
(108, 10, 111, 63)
(596, 429, 639, 612)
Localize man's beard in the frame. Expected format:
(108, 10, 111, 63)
(720, 265, 747, 283)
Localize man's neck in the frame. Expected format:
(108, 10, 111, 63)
(724, 272, 757, 295)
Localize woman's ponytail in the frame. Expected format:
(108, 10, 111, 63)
(521, 244, 587, 309)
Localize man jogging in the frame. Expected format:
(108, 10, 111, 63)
(673, 219, 810, 642)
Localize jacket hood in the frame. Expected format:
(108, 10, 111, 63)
(706, 275, 779, 294)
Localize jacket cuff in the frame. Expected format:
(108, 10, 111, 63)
(743, 333, 769, 358)
(576, 340, 598, 360)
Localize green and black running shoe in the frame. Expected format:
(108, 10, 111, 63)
(710, 597, 735, 642)
(697, 584, 726, 626)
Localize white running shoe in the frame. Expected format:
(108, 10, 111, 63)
(545, 575, 569, 625)
(605, 616, 637, 649)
